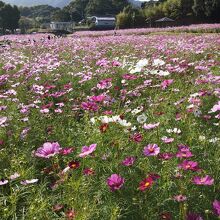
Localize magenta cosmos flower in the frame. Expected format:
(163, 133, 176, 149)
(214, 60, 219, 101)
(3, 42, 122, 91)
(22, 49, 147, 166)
(79, 144, 97, 158)
(121, 156, 136, 166)
(213, 200, 220, 216)
(107, 174, 125, 191)
(143, 144, 160, 156)
(186, 212, 203, 220)
(178, 160, 200, 171)
(81, 101, 99, 112)
(176, 144, 193, 158)
(34, 142, 61, 158)
(192, 175, 214, 185)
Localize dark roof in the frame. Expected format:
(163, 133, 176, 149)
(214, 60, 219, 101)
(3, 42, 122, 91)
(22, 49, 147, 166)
(155, 17, 175, 22)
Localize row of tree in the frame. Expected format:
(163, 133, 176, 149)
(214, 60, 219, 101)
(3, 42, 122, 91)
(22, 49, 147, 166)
(1, 0, 220, 34)
(117, 0, 220, 28)
(0, 1, 20, 34)
(51, 0, 129, 22)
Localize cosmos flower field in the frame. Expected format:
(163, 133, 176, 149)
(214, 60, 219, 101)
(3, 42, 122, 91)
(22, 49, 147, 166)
(0, 26, 220, 219)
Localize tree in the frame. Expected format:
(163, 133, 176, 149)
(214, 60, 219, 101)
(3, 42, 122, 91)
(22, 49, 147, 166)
(65, 0, 89, 21)
(193, 0, 205, 17)
(0, 3, 20, 33)
(51, 9, 70, 22)
(85, 0, 129, 16)
(85, 0, 114, 16)
(19, 16, 34, 33)
(163, 0, 181, 19)
(180, 0, 194, 16)
(193, 0, 220, 20)
(117, 5, 145, 29)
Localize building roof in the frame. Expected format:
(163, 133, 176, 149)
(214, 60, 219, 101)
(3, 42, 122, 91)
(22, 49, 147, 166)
(89, 16, 116, 21)
(155, 17, 175, 22)
(51, 22, 72, 24)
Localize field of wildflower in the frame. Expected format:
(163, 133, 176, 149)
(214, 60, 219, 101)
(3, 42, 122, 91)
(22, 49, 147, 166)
(0, 25, 220, 219)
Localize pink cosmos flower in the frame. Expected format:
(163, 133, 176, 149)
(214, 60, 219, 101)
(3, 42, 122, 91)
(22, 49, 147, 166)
(112, 60, 121, 67)
(186, 212, 203, 220)
(103, 110, 113, 115)
(107, 174, 125, 191)
(34, 142, 61, 158)
(83, 168, 95, 176)
(10, 173, 20, 180)
(192, 175, 214, 185)
(59, 147, 74, 156)
(178, 160, 200, 171)
(176, 145, 193, 158)
(89, 95, 106, 102)
(143, 122, 160, 130)
(121, 156, 136, 166)
(143, 144, 160, 156)
(213, 200, 220, 216)
(161, 79, 174, 90)
(158, 152, 174, 160)
(97, 78, 112, 90)
(173, 195, 187, 202)
(79, 144, 97, 158)
(161, 137, 174, 144)
(131, 133, 143, 143)
(122, 74, 138, 80)
(81, 101, 99, 112)
(211, 101, 220, 113)
(139, 177, 154, 191)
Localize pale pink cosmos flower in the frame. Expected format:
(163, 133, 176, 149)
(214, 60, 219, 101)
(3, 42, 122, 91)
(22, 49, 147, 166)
(173, 195, 187, 202)
(0, 117, 7, 126)
(0, 179, 8, 186)
(211, 101, 220, 113)
(34, 142, 61, 158)
(143, 122, 160, 130)
(20, 179, 39, 185)
(79, 144, 97, 158)
(10, 173, 20, 180)
(161, 137, 174, 144)
(143, 144, 160, 156)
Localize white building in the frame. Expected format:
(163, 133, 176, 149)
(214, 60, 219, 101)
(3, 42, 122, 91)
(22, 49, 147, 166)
(90, 17, 116, 28)
(50, 22, 73, 32)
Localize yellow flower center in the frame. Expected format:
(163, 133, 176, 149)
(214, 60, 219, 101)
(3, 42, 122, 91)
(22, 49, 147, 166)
(145, 182, 150, 187)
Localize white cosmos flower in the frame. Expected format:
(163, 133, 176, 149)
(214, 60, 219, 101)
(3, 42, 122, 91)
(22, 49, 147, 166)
(199, 136, 206, 141)
(153, 59, 165, 66)
(137, 114, 147, 124)
(130, 59, 149, 73)
(158, 70, 170, 76)
(118, 119, 131, 127)
(131, 106, 143, 115)
(166, 128, 181, 134)
(209, 137, 219, 143)
(136, 59, 149, 68)
(90, 117, 96, 124)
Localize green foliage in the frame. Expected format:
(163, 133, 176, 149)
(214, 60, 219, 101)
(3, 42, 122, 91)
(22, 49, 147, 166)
(143, 0, 220, 23)
(116, 6, 146, 29)
(18, 16, 35, 33)
(19, 5, 60, 23)
(196, 0, 220, 19)
(0, 2, 20, 33)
